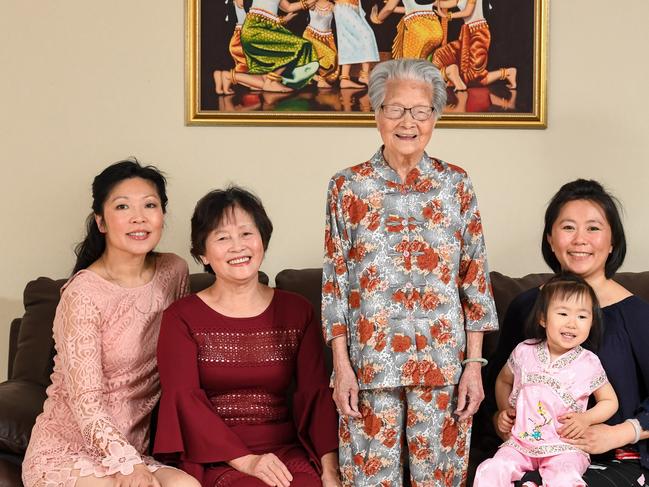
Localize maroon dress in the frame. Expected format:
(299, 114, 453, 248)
(154, 289, 338, 487)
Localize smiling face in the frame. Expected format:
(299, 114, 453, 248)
(200, 205, 264, 285)
(542, 293, 593, 359)
(95, 177, 164, 258)
(376, 79, 436, 167)
(546, 200, 613, 281)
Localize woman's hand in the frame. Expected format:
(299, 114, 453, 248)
(114, 464, 161, 487)
(563, 423, 633, 454)
(455, 362, 484, 421)
(229, 453, 293, 487)
(321, 469, 343, 487)
(496, 407, 516, 438)
(558, 412, 590, 439)
(320, 451, 342, 487)
(332, 361, 362, 418)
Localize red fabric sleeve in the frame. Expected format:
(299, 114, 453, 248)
(154, 306, 252, 469)
(292, 305, 339, 471)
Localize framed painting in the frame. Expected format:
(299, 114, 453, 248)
(186, 0, 547, 127)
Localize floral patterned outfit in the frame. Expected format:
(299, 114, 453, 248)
(22, 253, 189, 487)
(474, 340, 609, 487)
(322, 148, 498, 486)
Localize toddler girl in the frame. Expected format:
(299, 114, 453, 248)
(474, 273, 618, 487)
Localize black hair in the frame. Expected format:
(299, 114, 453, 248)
(541, 179, 626, 279)
(72, 160, 168, 274)
(190, 186, 273, 274)
(525, 273, 603, 352)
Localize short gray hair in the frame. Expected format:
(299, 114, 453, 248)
(368, 59, 447, 117)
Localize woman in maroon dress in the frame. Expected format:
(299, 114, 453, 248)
(154, 187, 340, 487)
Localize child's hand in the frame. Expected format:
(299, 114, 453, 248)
(496, 408, 516, 437)
(558, 412, 590, 439)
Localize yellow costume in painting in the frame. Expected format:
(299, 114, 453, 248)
(303, 2, 338, 83)
(229, 2, 248, 73)
(392, 10, 443, 59)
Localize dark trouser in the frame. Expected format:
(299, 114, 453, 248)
(515, 460, 649, 486)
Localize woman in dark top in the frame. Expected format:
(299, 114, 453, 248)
(482, 179, 649, 486)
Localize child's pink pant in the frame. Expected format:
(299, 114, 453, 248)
(473, 445, 589, 487)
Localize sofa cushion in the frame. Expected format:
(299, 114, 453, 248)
(0, 459, 22, 487)
(11, 278, 64, 386)
(0, 380, 47, 454)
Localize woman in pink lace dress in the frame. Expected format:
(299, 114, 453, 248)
(22, 161, 200, 487)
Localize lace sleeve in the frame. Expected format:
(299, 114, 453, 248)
(55, 287, 143, 475)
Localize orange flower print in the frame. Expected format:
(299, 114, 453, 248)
(366, 211, 381, 231)
(464, 301, 486, 321)
(391, 334, 412, 353)
(441, 416, 459, 449)
(362, 457, 383, 477)
(422, 200, 444, 225)
(414, 178, 433, 193)
(374, 331, 387, 352)
(436, 391, 450, 410)
(430, 320, 452, 344)
(439, 265, 452, 285)
(348, 290, 361, 309)
(419, 388, 433, 403)
(417, 247, 439, 272)
(358, 318, 374, 344)
(420, 291, 440, 311)
(359, 266, 381, 293)
(392, 289, 420, 310)
(456, 182, 472, 215)
(332, 323, 347, 337)
(386, 215, 405, 233)
(423, 363, 445, 386)
(407, 409, 418, 427)
(467, 217, 482, 236)
(334, 175, 345, 190)
(322, 279, 336, 296)
(351, 162, 374, 177)
(462, 260, 479, 286)
(353, 453, 364, 466)
(404, 168, 421, 187)
(358, 364, 377, 384)
(324, 229, 336, 258)
(349, 242, 368, 262)
(334, 256, 347, 276)
(402, 359, 420, 383)
(415, 334, 427, 351)
(344, 194, 368, 224)
(363, 412, 382, 437)
(382, 428, 398, 448)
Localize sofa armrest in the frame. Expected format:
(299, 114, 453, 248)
(0, 380, 47, 455)
(8, 319, 21, 380)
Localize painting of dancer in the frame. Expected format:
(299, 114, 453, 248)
(187, 0, 547, 126)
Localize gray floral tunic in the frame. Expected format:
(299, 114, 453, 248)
(322, 148, 498, 390)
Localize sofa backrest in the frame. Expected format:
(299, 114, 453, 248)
(8, 269, 649, 382)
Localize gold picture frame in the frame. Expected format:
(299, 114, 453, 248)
(186, 0, 548, 127)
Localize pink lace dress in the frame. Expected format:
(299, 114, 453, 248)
(21, 253, 189, 487)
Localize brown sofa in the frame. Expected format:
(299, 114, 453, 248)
(2, 269, 648, 487)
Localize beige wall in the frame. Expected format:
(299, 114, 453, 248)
(1, 1, 648, 381)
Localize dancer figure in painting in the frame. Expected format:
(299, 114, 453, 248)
(432, 0, 516, 92)
(303, 0, 339, 88)
(370, 0, 443, 60)
(229, 0, 249, 75)
(239, 0, 320, 92)
(334, 0, 379, 88)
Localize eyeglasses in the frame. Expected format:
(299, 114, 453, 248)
(381, 104, 435, 121)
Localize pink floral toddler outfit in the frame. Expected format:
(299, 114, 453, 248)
(474, 339, 609, 487)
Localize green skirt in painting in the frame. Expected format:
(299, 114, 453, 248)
(241, 9, 318, 89)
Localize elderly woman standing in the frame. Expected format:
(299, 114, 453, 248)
(322, 58, 498, 486)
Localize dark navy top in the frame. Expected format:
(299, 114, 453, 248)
(483, 286, 649, 468)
